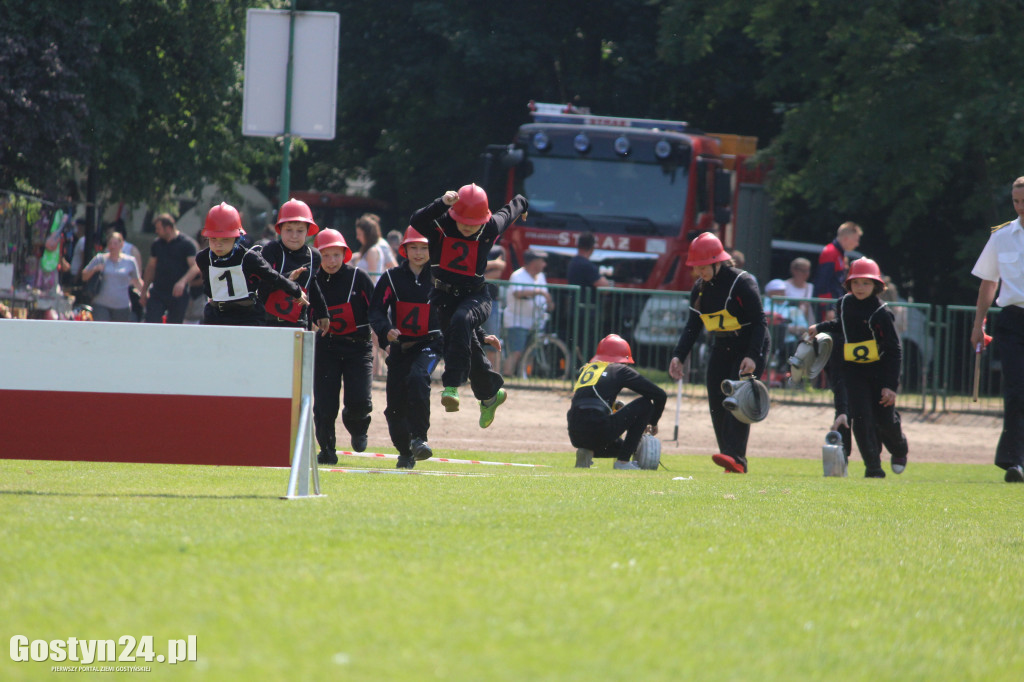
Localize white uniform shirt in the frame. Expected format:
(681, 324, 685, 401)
(972, 217, 1024, 308)
(504, 267, 548, 330)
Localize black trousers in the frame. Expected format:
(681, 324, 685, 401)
(845, 365, 908, 474)
(567, 397, 653, 460)
(313, 335, 373, 454)
(994, 306, 1024, 470)
(384, 340, 441, 457)
(431, 289, 503, 400)
(201, 303, 264, 326)
(705, 334, 768, 469)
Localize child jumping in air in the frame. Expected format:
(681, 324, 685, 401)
(409, 184, 528, 429)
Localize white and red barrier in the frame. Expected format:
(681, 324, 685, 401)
(0, 320, 314, 468)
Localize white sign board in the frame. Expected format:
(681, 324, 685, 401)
(242, 9, 339, 140)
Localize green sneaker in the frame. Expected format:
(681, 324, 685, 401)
(479, 388, 507, 428)
(441, 386, 460, 412)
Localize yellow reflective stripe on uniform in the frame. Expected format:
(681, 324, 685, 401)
(573, 361, 609, 392)
(700, 309, 742, 332)
(991, 220, 1012, 234)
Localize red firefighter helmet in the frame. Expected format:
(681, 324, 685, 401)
(844, 257, 886, 289)
(448, 184, 492, 226)
(275, 198, 319, 236)
(685, 232, 730, 267)
(591, 334, 634, 364)
(398, 226, 428, 258)
(313, 228, 353, 263)
(202, 203, 246, 238)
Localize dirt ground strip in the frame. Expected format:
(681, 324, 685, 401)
(354, 381, 998, 466)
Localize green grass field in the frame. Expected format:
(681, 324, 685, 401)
(2, 454, 1022, 681)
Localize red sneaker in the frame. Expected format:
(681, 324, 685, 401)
(712, 453, 746, 474)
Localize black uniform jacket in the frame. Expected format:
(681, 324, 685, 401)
(570, 362, 667, 427)
(313, 263, 375, 341)
(673, 266, 767, 363)
(197, 243, 302, 305)
(817, 294, 902, 392)
(409, 195, 528, 289)
(256, 241, 327, 318)
(369, 262, 441, 349)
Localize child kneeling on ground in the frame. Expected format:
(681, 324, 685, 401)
(567, 334, 666, 470)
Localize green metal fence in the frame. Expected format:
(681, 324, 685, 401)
(937, 305, 1003, 415)
(482, 280, 999, 416)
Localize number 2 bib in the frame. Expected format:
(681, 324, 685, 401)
(208, 264, 248, 301)
(439, 239, 479, 276)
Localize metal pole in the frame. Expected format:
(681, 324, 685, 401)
(278, 3, 297, 207)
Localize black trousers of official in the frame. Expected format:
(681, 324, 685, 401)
(844, 365, 908, 475)
(431, 289, 503, 400)
(994, 307, 1024, 470)
(313, 335, 373, 454)
(384, 340, 441, 458)
(705, 334, 769, 469)
(567, 398, 653, 460)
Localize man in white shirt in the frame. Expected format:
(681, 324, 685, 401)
(971, 176, 1024, 483)
(503, 250, 554, 376)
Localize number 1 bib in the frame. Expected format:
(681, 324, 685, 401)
(209, 264, 248, 301)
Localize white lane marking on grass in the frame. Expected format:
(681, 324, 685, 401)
(321, 467, 493, 477)
(338, 451, 551, 468)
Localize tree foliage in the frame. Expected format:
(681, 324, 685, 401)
(0, 0, 277, 204)
(658, 0, 1024, 302)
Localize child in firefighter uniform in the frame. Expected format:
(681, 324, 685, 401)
(258, 198, 328, 330)
(669, 232, 769, 474)
(810, 257, 908, 478)
(310, 229, 375, 465)
(409, 184, 528, 428)
(369, 227, 442, 469)
(194, 203, 308, 326)
(568, 334, 666, 469)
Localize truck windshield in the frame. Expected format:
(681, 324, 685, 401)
(522, 156, 687, 235)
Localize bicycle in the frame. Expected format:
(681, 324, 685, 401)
(518, 331, 577, 381)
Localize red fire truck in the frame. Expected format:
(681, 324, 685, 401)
(480, 102, 770, 290)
